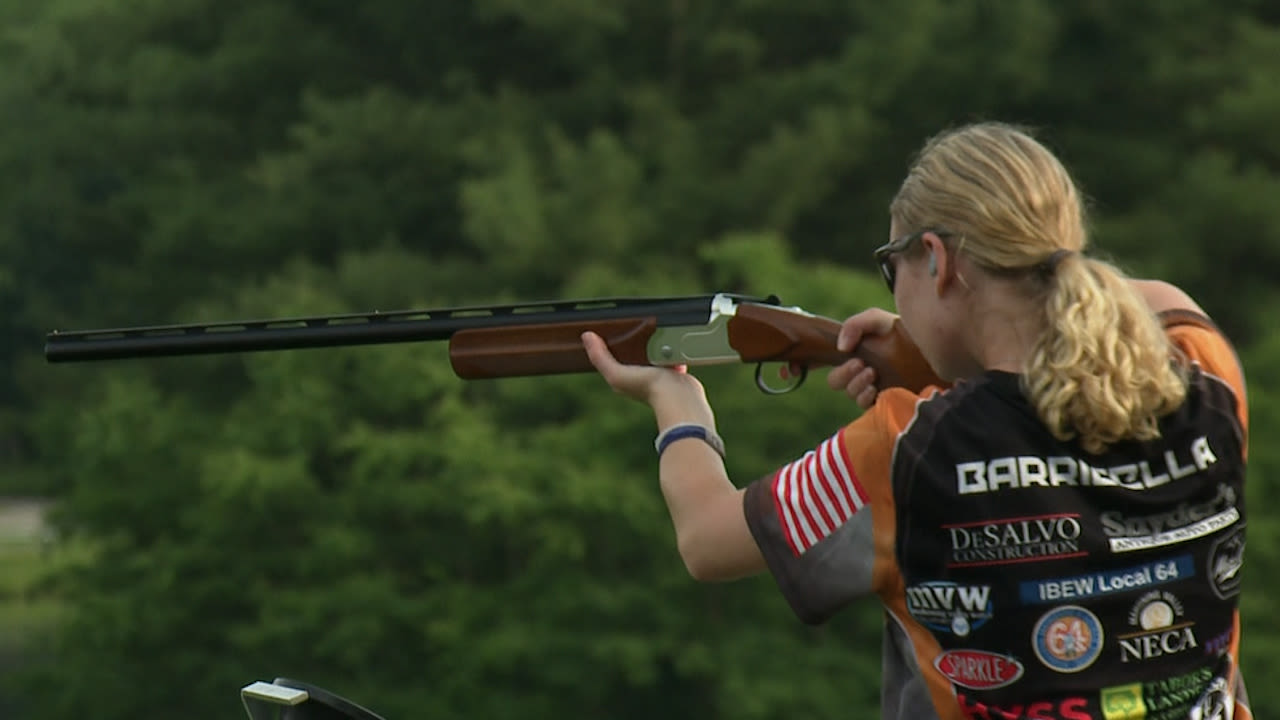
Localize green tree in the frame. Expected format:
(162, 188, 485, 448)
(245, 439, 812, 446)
(4, 0, 1280, 718)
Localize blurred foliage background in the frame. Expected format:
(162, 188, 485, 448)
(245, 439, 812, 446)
(1, 1, 1278, 718)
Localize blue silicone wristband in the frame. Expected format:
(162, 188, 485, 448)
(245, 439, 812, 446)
(654, 423, 726, 459)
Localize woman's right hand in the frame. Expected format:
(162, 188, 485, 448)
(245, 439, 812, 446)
(825, 308, 900, 409)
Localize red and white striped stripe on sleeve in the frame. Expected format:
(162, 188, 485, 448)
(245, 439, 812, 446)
(771, 431, 869, 556)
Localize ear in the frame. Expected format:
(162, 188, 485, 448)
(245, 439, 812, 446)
(921, 232, 955, 294)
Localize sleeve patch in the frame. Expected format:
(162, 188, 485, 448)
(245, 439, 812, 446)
(771, 431, 869, 556)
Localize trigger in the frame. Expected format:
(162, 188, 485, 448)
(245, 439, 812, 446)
(755, 363, 806, 395)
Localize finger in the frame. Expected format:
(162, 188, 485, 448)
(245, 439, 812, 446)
(858, 365, 877, 388)
(838, 309, 899, 352)
(847, 364, 877, 392)
(860, 366, 880, 394)
(781, 362, 803, 381)
(838, 366, 866, 396)
(855, 383, 878, 409)
(582, 331, 621, 376)
(826, 358, 865, 390)
(846, 366, 878, 403)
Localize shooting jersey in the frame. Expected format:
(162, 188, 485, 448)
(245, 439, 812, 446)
(744, 313, 1251, 720)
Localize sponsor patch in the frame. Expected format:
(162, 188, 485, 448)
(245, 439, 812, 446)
(1033, 605, 1104, 673)
(1100, 481, 1239, 556)
(905, 581, 993, 637)
(934, 649, 1024, 691)
(1204, 627, 1233, 656)
(957, 692, 1092, 720)
(1019, 555, 1193, 605)
(956, 436, 1218, 495)
(1119, 590, 1198, 663)
(1101, 666, 1217, 720)
(945, 512, 1087, 567)
(1189, 676, 1233, 720)
(1100, 683, 1145, 720)
(1208, 525, 1245, 599)
(1102, 484, 1239, 553)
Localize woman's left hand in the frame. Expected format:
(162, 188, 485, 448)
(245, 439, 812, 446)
(582, 331, 715, 423)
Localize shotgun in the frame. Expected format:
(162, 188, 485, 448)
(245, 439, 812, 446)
(43, 292, 941, 394)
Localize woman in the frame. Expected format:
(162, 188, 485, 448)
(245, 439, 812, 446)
(582, 122, 1251, 720)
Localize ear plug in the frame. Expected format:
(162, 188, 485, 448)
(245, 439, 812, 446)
(928, 254, 937, 277)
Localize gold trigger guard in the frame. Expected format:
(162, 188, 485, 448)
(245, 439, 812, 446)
(754, 362, 806, 394)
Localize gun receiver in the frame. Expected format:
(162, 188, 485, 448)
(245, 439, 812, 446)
(44, 293, 942, 394)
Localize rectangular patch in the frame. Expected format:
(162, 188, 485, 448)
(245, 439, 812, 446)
(1019, 555, 1195, 605)
(1109, 507, 1240, 553)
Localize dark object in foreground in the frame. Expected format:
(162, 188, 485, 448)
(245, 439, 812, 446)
(241, 679, 386, 720)
(44, 292, 942, 394)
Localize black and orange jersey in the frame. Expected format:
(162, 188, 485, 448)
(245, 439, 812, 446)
(744, 312, 1251, 720)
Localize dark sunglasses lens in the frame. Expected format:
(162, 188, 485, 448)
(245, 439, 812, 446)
(880, 261, 895, 291)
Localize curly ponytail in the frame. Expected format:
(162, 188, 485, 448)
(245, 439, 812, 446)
(1025, 254, 1187, 453)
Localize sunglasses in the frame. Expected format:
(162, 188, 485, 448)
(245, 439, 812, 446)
(872, 228, 953, 292)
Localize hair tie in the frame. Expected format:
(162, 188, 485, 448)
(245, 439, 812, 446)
(1041, 249, 1075, 275)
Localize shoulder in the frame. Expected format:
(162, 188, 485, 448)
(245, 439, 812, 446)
(1131, 279, 1206, 317)
(877, 374, 1010, 419)
(1152, 304, 1246, 424)
(1132, 278, 1240, 379)
(844, 377, 1011, 456)
(1131, 279, 1246, 415)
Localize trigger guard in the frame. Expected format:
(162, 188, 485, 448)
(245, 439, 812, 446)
(755, 363, 806, 395)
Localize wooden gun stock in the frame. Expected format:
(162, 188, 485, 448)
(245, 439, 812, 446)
(726, 303, 943, 393)
(447, 302, 944, 394)
(449, 318, 657, 379)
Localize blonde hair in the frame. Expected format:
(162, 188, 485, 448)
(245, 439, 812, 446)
(890, 122, 1186, 453)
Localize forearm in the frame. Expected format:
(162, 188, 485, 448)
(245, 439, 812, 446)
(657, 440, 731, 558)
(649, 390, 764, 581)
(580, 329, 764, 581)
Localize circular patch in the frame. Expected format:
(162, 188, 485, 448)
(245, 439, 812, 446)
(1032, 605, 1104, 673)
(1138, 599, 1175, 630)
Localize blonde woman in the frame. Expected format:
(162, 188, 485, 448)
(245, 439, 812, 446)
(584, 122, 1250, 720)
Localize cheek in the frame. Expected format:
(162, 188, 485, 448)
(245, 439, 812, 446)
(894, 296, 931, 351)
(895, 294, 949, 375)
(921, 317, 970, 380)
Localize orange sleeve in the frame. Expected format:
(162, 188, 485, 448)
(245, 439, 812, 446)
(1162, 310, 1248, 437)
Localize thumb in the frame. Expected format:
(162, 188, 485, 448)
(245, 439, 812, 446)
(582, 331, 619, 373)
(837, 321, 862, 353)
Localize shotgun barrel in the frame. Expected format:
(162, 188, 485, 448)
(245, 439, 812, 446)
(43, 294, 761, 363)
(44, 293, 944, 394)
